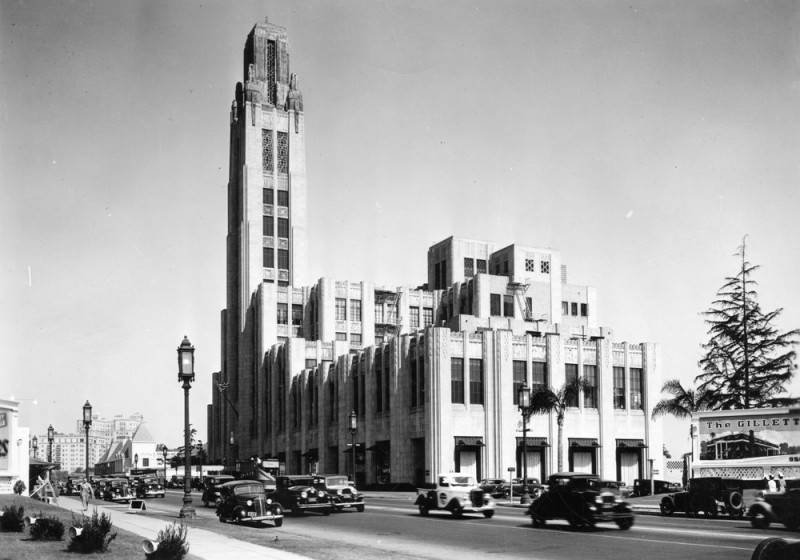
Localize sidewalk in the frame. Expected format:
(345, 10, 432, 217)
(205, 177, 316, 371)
(57, 496, 309, 560)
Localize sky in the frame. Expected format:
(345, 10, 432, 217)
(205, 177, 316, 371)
(2, 0, 799, 459)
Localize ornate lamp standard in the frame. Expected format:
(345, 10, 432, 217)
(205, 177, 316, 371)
(348, 410, 357, 488)
(161, 444, 168, 480)
(134, 453, 139, 474)
(517, 384, 533, 505)
(47, 424, 54, 463)
(32, 435, 38, 459)
(83, 401, 92, 478)
(177, 335, 196, 518)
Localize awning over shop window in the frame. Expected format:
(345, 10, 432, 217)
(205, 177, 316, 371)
(516, 437, 549, 447)
(569, 438, 600, 448)
(454, 436, 485, 447)
(616, 439, 646, 448)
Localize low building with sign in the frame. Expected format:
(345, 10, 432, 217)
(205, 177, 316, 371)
(692, 407, 800, 482)
(0, 399, 30, 494)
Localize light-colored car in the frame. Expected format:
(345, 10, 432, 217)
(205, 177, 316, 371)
(415, 473, 495, 518)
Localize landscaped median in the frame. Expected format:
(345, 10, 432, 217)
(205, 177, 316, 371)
(0, 494, 202, 559)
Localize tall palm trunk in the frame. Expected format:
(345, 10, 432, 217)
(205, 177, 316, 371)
(557, 413, 564, 472)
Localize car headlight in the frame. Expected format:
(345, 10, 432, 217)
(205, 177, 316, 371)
(246, 499, 253, 506)
(338, 489, 344, 496)
(595, 496, 603, 504)
(589, 505, 597, 512)
(301, 491, 308, 499)
(266, 498, 272, 505)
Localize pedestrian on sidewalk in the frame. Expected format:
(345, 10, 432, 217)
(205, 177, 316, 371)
(767, 474, 777, 493)
(80, 481, 92, 512)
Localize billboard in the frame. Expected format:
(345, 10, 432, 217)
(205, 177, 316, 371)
(697, 408, 800, 463)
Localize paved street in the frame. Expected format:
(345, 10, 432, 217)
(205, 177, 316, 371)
(65, 489, 799, 560)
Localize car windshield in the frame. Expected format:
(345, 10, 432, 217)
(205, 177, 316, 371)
(143, 478, 158, 484)
(450, 476, 475, 486)
(110, 480, 126, 488)
(288, 478, 314, 487)
(233, 484, 264, 495)
(323, 476, 349, 486)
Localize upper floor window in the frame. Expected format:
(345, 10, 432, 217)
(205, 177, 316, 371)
(531, 361, 547, 393)
(262, 129, 273, 172)
(276, 303, 288, 325)
(350, 300, 362, 322)
(422, 307, 433, 326)
(540, 260, 550, 274)
(278, 217, 289, 238)
(580, 303, 588, 317)
(350, 333, 362, 345)
(571, 302, 578, 316)
(525, 258, 535, 272)
(277, 131, 289, 173)
(291, 304, 303, 326)
(451, 357, 464, 404)
(263, 188, 274, 204)
(630, 368, 644, 410)
(277, 189, 289, 207)
(565, 364, 579, 407)
(464, 258, 474, 278)
(335, 298, 347, 321)
(409, 306, 420, 328)
(512, 361, 526, 405)
(263, 215, 274, 236)
(490, 294, 501, 316)
(335, 332, 347, 341)
(503, 295, 514, 318)
(263, 247, 274, 268)
(613, 367, 626, 409)
(562, 301, 569, 315)
(278, 249, 289, 270)
(583, 365, 597, 408)
(476, 259, 487, 274)
(469, 359, 484, 405)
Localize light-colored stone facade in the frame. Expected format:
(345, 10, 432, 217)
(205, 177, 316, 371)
(208, 19, 663, 487)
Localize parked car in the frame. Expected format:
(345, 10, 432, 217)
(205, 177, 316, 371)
(527, 472, 634, 530)
(134, 477, 165, 499)
(511, 477, 543, 499)
(632, 478, 682, 497)
(748, 486, 800, 530)
(659, 477, 744, 518)
(600, 480, 631, 498)
(168, 476, 185, 489)
(64, 478, 85, 496)
(415, 473, 495, 518)
(102, 478, 134, 503)
(216, 480, 284, 527)
(312, 474, 365, 512)
(92, 478, 110, 499)
(479, 478, 509, 499)
(201, 475, 236, 507)
(274, 475, 333, 515)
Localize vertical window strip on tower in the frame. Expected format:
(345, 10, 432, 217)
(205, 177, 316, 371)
(277, 132, 289, 173)
(630, 368, 644, 410)
(350, 300, 362, 322)
(451, 357, 464, 404)
(262, 129, 274, 172)
(469, 358, 484, 405)
(613, 367, 626, 409)
(335, 298, 347, 321)
(565, 363, 579, 407)
(512, 360, 526, 405)
(583, 365, 597, 408)
(263, 247, 274, 268)
(531, 361, 547, 393)
(375, 351, 383, 412)
(409, 306, 420, 328)
(267, 40, 276, 105)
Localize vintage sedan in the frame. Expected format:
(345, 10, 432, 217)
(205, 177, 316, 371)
(479, 478, 509, 499)
(201, 475, 236, 507)
(216, 480, 284, 527)
(748, 486, 800, 531)
(275, 475, 333, 515)
(92, 478, 110, 499)
(659, 477, 744, 518)
(102, 478, 134, 503)
(134, 477, 165, 499)
(312, 475, 365, 512)
(527, 472, 634, 530)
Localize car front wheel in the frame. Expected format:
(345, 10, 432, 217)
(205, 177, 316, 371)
(660, 498, 675, 516)
(616, 517, 634, 530)
(451, 505, 463, 519)
(418, 505, 429, 516)
(274, 517, 283, 527)
(356, 504, 365, 512)
(531, 514, 545, 528)
(751, 510, 770, 530)
(483, 510, 494, 519)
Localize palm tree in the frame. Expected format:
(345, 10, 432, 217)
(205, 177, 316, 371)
(651, 379, 708, 420)
(529, 378, 589, 472)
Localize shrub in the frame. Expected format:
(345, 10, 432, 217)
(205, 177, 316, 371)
(13, 480, 26, 495)
(67, 510, 117, 553)
(147, 522, 189, 560)
(28, 512, 65, 541)
(0, 504, 25, 532)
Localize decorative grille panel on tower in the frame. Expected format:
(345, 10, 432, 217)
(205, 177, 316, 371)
(262, 129, 274, 173)
(267, 40, 276, 105)
(277, 132, 289, 173)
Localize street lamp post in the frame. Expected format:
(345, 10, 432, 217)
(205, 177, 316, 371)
(348, 410, 357, 489)
(518, 384, 533, 505)
(47, 424, 54, 463)
(161, 445, 168, 480)
(134, 453, 138, 474)
(32, 435, 38, 459)
(83, 401, 92, 478)
(197, 440, 203, 480)
(177, 335, 196, 518)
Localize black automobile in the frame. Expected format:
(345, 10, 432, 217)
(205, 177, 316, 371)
(312, 474, 365, 512)
(274, 475, 333, 515)
(102, 478, 133, 503)
(216, 480, 284, 527)
(527, 472, 634, 530)
(748, 485, 800, 530)
(92, 478, 110, 499)
(201, 475, 236, 507)
(511, 478, 543, 499)
(659, 477, 744, 518)
(479, 478, 509, 499)
(632, 478, 682, 497)
(134, 477, 165, 499)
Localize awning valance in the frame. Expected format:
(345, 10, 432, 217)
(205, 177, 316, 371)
(569, 438, 600, 448)
(616, 439, 646, 448)
(454, 436, 485, 447)
(516, 437, 549, 447)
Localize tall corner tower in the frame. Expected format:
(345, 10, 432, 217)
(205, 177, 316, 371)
(227, 18, 308, 328)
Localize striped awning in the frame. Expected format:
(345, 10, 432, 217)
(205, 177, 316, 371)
(516, 437, 550, 447)
(616, 439, 646, 448)
(454, 436, 485, 447)
(569, 438, 600, 447)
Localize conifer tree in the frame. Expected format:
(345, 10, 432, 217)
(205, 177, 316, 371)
(695, 238, 799, 409)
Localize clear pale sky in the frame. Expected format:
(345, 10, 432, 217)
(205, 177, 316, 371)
(2, 1, 799, 458)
